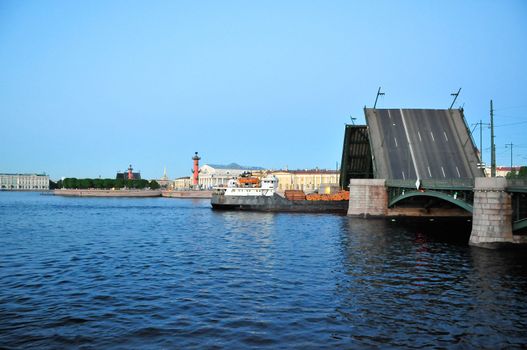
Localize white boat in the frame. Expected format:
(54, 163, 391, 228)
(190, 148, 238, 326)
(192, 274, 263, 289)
(217, 175, 278, 197)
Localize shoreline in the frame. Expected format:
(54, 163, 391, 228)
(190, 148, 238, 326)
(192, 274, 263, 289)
(52, 189, 213, 198)
(53, 189, 162, 197)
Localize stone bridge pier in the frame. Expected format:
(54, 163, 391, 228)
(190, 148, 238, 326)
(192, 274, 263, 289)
(347, 179, 387, 217)
(469, 178, 526, 248)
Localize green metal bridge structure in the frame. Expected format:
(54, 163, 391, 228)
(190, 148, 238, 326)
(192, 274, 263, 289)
(340, 109, 527, 238)
(385, 179, 527, 234)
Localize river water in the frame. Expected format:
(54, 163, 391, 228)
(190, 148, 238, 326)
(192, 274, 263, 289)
(1, 192, 526, 349)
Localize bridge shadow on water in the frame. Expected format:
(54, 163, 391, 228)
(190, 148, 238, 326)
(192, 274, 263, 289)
(360, 217, 473, 245)
(389, 218, 472, 245)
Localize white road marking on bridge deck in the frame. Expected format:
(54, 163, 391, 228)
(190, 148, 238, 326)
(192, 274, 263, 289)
(394, 137, 398, 147)
(430, 131, 435, 142)
(443, 131, 449, 142)
(417, 131, 422, 142)
(383, 110, 393, 146)
(456, 166, 461, 178)
(400, 109, 421, 179)
(402, 171, 406, 180)
(441, 166, 446, 178)
(427, 166, 432, 177)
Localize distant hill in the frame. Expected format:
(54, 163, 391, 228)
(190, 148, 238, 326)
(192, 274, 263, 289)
(206, 163, 264, 170)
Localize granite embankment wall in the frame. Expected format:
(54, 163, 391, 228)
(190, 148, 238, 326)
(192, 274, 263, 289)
(54, 189, 213, 199)
(162, 191, 212, 199)
(54, 189, 162, 197)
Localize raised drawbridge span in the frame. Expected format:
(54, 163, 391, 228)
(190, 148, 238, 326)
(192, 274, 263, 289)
(341, 108, 527, 246)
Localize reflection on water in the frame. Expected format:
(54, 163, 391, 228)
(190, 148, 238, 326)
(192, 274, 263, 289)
(1, 192, 526, 349)
(338, 218, 527, 348)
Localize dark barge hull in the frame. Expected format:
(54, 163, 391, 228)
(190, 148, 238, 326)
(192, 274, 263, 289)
(211, 193, 348, 214)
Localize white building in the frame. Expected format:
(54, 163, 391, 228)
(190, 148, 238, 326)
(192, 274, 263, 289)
(171, 164, 339, 192)
(0, 173, 50, 190)
(172, 163, 263, 190)
(270, 169, 340, 192)
(199, 164, 263, 189)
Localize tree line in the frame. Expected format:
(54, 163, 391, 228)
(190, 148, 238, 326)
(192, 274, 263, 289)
(57, 178, 161, 190)
(506, 166, 527, 179)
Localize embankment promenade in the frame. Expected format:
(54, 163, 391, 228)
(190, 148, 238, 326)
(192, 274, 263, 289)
(53, 189, 213, 198)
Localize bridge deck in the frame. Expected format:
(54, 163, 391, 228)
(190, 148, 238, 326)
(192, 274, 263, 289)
(365, 108, 484, 180)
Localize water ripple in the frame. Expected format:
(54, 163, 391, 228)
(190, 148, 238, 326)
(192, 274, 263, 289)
(1, 192, 527, 349)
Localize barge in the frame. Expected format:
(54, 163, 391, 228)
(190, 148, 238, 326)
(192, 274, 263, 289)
(211, 175, 349, 214)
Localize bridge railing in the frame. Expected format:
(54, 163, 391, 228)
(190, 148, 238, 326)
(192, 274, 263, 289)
(506, 180, 527, 232)
(507, 179, 527, 193)
(386, 178, 474, 190)
(386, 178, 475, 207)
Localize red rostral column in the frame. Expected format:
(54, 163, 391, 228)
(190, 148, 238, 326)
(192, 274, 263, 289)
(127, 164, 134, 180)
(192, 152, 201, 188)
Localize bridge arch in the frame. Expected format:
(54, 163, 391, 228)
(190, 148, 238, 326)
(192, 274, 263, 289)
(513, 218, 527, 233)
(388, 190, 474, 213)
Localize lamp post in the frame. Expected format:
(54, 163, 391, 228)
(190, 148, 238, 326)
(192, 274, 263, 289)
(373, 87, 385, 109)
(449, 88, 461, 110)
(506, 143, 514, 174)
(473, 119, 490, 173)
(490, 100, 496, 177)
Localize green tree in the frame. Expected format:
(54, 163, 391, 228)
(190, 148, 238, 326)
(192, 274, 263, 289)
(518, 166, 527, 178)
(63, 178, 78, 189)
(103, 178, 115, 189)
(79, 178, 93, 189)
(93, 179, 104, 189)
(115, 178, 124, 189)
(506, 166, 527, 179)
(54, 177, 167, 190)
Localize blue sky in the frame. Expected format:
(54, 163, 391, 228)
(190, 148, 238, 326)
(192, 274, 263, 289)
(1, 1, 526, 180)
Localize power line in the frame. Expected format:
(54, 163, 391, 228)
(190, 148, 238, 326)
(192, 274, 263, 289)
(493, 113, 522, 118)
(495, 121, 527, 128)
(493, 104, 527, 112)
